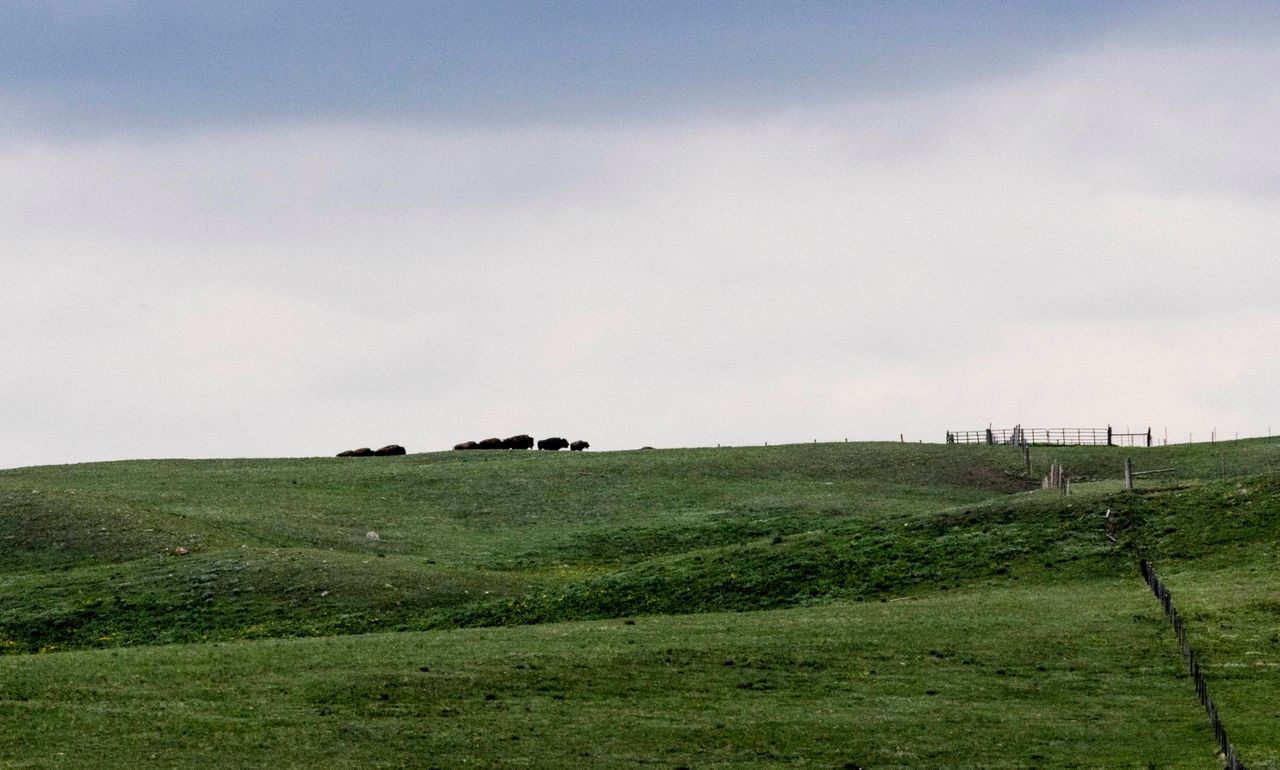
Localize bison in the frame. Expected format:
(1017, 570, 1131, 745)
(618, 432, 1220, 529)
(570, 440, 589, 451)
(503, 434, 535, 450)
(537, 437, 569, 451)
(476, 437, 506, 450)
(374, 444, 406, 456)
(337, 447, 375, 457)
(453, 441, 478, 450)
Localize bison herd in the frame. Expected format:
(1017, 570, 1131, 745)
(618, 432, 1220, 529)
(336, 444, 406, 457)
(454, 435, 589, 452)
(336, 436, 591, 457)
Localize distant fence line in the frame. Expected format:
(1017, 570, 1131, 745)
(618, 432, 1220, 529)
(946, 424, 1152, 447)
(1139, 559, 1245, 770)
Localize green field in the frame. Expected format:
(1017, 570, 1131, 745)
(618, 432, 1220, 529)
(2, 440, 1278, 768)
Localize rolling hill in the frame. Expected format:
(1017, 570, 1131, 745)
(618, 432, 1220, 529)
(1, 439, 1277, 768)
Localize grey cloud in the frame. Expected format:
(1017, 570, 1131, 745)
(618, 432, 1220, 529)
(4, 35, 1279, 467)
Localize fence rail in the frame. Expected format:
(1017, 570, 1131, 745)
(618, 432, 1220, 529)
(946, 425, 1152, 447)
(1140, 559, 1245, 770)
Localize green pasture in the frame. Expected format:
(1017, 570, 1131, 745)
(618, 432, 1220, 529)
(0, 581, 1226, 769)
(1, 438, 1278, 767)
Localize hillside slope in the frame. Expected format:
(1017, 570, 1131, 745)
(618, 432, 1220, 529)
(2, 440, 1277, 651)
(0, 442, 1032, 650)
(2, 440, 1279, 766)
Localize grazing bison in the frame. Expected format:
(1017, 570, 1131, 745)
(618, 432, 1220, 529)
(374, 444, 406, 456)
(503, 434, 535, 450)
(453, 441, 478, 450)
(537, 437, 569, 451)
(336, 447, 375, 457)
(570, 440, 589, 451)
(477, 437, 506, 450)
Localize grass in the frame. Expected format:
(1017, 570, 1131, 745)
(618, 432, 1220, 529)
(1, 438, 1278, 766)
(0, 580, 1221, 769)
(0, 443, 1042, 651)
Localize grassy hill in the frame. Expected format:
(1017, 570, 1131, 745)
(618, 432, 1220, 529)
(2, 439, 1278, 767)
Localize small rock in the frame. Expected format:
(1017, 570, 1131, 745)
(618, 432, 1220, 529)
(174, 546, 189, 556)
(366, 531, 380, 541)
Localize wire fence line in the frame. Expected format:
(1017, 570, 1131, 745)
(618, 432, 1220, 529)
(1103, 474, 1245, 767)
(1139, 559, 1245, 770)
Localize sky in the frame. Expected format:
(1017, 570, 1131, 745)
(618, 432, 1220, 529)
(3, 1, 1278, 468)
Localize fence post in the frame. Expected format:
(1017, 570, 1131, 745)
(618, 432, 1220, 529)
(1107, 425, 1113, 446)
(985, 428, 993, 446)
(1146, 427, 1152, 448)
(1124, 458, 1133, 491)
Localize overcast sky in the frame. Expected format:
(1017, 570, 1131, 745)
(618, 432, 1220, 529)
(3, 1, 1278, 468)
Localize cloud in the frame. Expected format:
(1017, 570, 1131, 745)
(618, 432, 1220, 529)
(2, 35, 1277, 466)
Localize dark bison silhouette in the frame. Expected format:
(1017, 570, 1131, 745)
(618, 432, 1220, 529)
(337, 447, 375, 457)
(537, 437, 570, 451)
(373, 444, 406, 456)
(503, 434, 535, 450)
(453, 441, 478, 450)
(476, 437, 506, 450)
(570, 440, 589, 451)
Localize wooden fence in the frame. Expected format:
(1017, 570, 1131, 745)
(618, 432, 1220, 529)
(946, 425, 1152, 447)
(1140, 559, 1245, 770)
